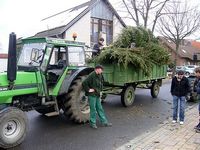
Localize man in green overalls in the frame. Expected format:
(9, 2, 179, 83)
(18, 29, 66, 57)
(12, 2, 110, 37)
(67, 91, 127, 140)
(82, 65, 112, 129)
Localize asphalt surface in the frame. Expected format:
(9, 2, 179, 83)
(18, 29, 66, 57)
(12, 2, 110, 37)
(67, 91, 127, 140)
(9, 80, 195, 150)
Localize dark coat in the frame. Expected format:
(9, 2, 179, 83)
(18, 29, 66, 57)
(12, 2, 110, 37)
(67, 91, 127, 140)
(82, 71, 103, 97)
(193, 78, 200, 94)
(170, 76, 190, 97)
(92, 43, 103, 57)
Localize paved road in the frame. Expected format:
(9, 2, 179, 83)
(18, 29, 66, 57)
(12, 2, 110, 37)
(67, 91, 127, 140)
(9, 80, 194, 150)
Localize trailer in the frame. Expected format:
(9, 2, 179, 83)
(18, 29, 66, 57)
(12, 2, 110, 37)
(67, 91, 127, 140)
(101, 63, 167, 107)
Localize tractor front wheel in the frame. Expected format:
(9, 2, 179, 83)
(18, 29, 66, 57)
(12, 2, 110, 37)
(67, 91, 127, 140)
(0, 107, 28, 149)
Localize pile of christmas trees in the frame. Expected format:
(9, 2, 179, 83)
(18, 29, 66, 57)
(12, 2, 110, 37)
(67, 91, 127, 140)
(93, 26, 169, 76)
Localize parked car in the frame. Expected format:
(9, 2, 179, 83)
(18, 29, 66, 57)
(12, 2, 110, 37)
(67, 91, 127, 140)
(176, 66, 186, 73)
(184, 65, 198, 76)
(176, 65, 198, 76)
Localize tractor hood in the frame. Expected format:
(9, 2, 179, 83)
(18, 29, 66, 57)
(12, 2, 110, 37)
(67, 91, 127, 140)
(0, 71, 37, 87)
(0, 71, 38, 104)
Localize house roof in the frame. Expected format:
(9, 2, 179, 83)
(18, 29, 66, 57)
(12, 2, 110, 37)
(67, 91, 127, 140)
(0, 54, 8, 59)
(191, 41, 200, 50)
(35, 0, 126, 37)
(159, 37, 200, 60)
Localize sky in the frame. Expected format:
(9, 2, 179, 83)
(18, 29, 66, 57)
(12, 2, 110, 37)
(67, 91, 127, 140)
(0, 0, 96, 52)
(0, 0, 199, 53)
(0, 0, 120, 52)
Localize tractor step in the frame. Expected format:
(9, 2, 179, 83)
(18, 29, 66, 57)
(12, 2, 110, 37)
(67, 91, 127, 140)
(43, 101, 56, 105)
(45, 111, 59, 117)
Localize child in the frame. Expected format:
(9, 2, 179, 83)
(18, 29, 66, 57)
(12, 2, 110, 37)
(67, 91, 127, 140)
(92, 37, 104, 57)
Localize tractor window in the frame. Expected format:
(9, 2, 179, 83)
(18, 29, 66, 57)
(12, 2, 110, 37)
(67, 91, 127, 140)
(49, 47, 66, 65)
(46, 47, 67, 86)
(68, 46, 85, 66)
(46, 47, 67, 71)
(18, 43, 45, 67)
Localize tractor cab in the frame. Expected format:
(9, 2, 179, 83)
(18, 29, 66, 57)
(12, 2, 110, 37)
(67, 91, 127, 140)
(0, 35, 93, 149)
(17, 38, 86, 88)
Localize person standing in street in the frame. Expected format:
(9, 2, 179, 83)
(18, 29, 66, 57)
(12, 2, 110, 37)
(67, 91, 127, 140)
(170, 70, 190, 125)
(82, 65, 112, 129)
(193, 67, 200, 133)
(92, 37, 104, 58)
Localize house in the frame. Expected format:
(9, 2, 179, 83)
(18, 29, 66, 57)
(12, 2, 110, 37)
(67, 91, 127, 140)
(0, 53, 8, 72)
(35, 0, 126, 47)
(158, 37, 200, 66)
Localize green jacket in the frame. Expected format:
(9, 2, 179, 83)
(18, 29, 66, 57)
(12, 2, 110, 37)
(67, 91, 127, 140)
(82, 71, 103, 97)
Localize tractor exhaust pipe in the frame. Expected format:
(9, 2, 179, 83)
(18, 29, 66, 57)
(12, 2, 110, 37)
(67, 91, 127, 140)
(7, 32, 17, 89)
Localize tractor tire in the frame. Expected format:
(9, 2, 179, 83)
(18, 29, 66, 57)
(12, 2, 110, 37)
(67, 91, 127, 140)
(35, 106, 55, 115)
(0, 107, 28, 149)
(151, 81, 160, 98)
(121, 85, 135, 107)
(62, 76, 90, 123)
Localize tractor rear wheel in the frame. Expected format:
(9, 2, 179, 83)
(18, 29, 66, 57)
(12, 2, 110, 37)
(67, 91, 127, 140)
(62, 76, 90, 123)
(0, 107, 28, 149)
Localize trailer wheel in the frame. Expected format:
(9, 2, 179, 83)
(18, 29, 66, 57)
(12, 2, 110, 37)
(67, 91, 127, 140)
(62, 76, 90, 123)
(121, 85, 135, 107)
(100, 93, 107, 103)
(151, 82, 160, 98)
(0, 107, 28, 149)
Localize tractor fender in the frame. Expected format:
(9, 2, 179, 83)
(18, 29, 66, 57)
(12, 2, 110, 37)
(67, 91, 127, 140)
(58, 67, 94, 95)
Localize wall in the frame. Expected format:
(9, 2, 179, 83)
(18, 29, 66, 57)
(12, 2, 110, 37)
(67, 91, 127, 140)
(113, 16, 124, 42)
(0, 59, 7, 72)
(64, 12, 91, 47)
(64, 10, 124, 47)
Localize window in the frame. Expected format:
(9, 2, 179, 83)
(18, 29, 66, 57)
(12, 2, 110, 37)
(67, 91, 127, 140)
(68, 46, 85, 66)
(18, 43, 45, 67)
(90, 18, 113, 46)
(49, 47, 66, 65)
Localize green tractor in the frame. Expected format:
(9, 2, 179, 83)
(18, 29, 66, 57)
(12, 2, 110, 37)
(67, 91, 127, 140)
(0, 33, 93, 149)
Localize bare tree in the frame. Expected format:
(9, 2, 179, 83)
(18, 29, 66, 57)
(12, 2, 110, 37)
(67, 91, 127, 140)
(157, 0, 200, 76)
(121, 0, 170, 32)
